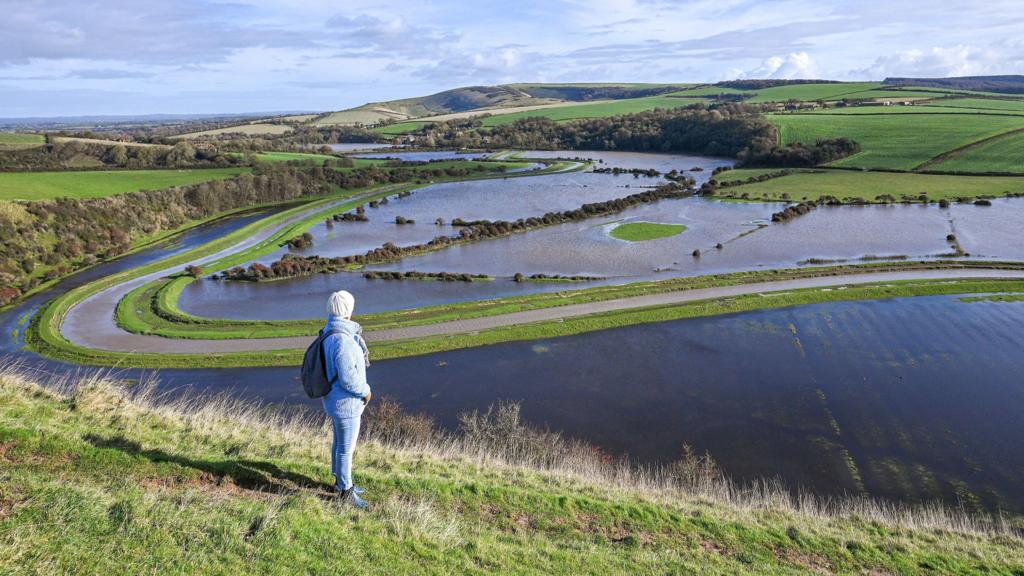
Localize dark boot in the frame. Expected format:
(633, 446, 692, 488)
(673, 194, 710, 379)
(337, 487, 370, 510)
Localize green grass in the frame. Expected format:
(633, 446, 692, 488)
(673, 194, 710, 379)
(609, 222, 687, 241)
(745, 83, 884, 103)
(769, 113, 1024, 170)
(372, 121, 431, 135)
(254, 152, 338, 164)
(929, 131, 1024, 173)
(0, 132, 45, 149)
(960, 294, 1024, 303)
(667, 86, 747, 97)
(3, 372, 1020, 575)
(829, 89, 948, 100)
(715, 169, 1024, 202)
(0, 168, 249, 201)
(801, 105, 1024, 116)
(924, 97, 1024, 113)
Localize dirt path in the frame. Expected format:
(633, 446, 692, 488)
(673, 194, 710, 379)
(62, 268, 1024, 354)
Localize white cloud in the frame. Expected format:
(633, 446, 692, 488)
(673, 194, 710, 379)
(735, 52, 819, 79)
(858, 44, 1022, 78)
(417, 47, 530, 83)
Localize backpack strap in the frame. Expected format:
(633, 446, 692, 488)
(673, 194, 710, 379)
(320, 328, 344, 384)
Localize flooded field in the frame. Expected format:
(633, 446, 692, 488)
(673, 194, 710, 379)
(180, 151, 1024, 321)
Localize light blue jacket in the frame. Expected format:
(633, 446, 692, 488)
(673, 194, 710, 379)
(321, 315, 370, 419)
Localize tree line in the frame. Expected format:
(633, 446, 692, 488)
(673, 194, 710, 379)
(0, 138, 245, 172)
(406, 104, 859, 168)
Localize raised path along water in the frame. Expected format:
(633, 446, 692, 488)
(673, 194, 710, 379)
(63, 267, 1024, 354)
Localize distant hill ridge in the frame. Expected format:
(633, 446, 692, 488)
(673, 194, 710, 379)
(312, 83, 688, 126)
(884, 75, 1024, 94)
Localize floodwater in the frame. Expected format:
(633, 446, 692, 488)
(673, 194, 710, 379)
(6, 150, 1024, 512)
(346, 294, 1024, 511)
(180, 150, 1024, 322)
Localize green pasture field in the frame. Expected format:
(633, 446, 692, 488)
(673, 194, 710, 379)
(0, 132, 45, 149)
(0, 168, 250, 201)
(930, 130, 1024, 173)
(924, 97, 1024, 113)
(372, 121, 431, 135)
(769, 113, 1024, 170)
(714, 169, 1024, 202)
(744, 82, 884, 103)
(253, 151, 339, 164)
(797, 105, 1024, 116)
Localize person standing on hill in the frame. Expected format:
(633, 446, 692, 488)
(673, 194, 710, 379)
(322, 290, 372, 509)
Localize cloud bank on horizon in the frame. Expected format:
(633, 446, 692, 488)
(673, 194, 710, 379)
(1, 0, 1021, 117)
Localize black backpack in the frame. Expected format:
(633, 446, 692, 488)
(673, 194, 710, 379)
(301, 328, 342, 398)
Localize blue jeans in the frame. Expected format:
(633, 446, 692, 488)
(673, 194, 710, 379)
(330, 415, 361, 490)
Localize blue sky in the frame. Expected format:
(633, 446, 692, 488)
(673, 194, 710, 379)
(1, 0, 1022, 117)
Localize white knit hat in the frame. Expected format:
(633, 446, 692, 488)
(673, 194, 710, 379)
(327, 290, 355, 319)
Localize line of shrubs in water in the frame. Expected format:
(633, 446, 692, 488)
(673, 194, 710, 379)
(771, 201, 817, 222)
(221, 182, 691, 281)
(362, 270, 489, 282)
(513, 273, 605, 282)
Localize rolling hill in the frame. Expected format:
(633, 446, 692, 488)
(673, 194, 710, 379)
(312, 83, 689, 126)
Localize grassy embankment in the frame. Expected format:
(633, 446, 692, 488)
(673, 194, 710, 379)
(609, 222, 687, 241)
(712, 169, 1024, 203)
(0, 168, 249, 201)
(44, 260, 1024, 368)
(25, 161, 580, 364)
(1, 368, 1021, 575)
(116, 260, 1024, 341)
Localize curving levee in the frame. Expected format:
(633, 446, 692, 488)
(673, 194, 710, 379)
(63, 268, 1024, 355)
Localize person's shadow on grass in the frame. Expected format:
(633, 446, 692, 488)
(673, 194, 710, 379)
(83, 433, 335, 497)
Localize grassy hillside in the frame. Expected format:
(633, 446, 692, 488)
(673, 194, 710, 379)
(0, 168, 249, 201)
(2, 368, 1021, 575)
(480, 96, 708, 126)
(713, 169, 1024, 202)
(320, 83, 688, 127)
(745, 82, 885, 103)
